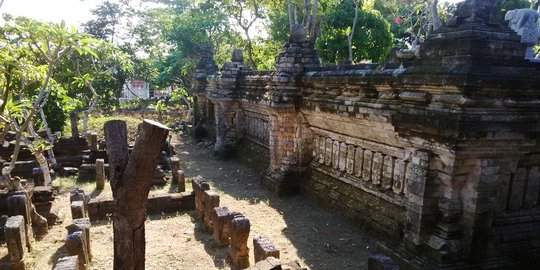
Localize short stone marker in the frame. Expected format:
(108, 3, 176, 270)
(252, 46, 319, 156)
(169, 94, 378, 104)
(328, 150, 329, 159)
(66, 231, 89, 270)
(177, 170, 186, 192)
(211, 207, 230, 246)
(95, 159, 105, 190)
(4, 215, 26, 269)
(71, 201, 86, 219)
(229, 214, 251, 269)
(203, 190, 220, 231)
(54, 256, 80, 270)
(88, 132, 98, 152)
(70, 218, 92, 261)
(253, 236, 280, 263)
(192, 176, 210, 219)
(170, 157, 180, 184)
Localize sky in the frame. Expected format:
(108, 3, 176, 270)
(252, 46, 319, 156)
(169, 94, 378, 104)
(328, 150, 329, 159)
(0, 0, 466, 28)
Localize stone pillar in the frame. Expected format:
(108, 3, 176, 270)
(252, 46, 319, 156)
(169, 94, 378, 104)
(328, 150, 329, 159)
(87, 132, 98, 152)
(403, 150, 435, 251)
(170, 157, 180, 184)
(4, 215, 26, 270)
(261, 35, 320, 196)
(229, 214, 251, 269)
(209, 49, 250, 159)
(95, 159, 105, 190)
(192, 45, 218, 139)
(32, 167, 45, 186)
(203, 190, 220, 231)
(211, 207, 230, 246)
(70, 111, 79, 139)
(253, 236, 280, 263)
(177, 170, 186, 192)
(192, 176, 210, 219)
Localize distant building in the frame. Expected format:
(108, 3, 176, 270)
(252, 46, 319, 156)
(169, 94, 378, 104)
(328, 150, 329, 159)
(120, 80, 150, 102)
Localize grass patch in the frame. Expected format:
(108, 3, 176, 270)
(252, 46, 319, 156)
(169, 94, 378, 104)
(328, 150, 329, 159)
(53, 175, 96, 194)
(63, 115, 143, 143)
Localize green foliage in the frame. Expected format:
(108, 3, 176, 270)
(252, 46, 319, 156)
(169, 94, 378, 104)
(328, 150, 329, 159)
(41, 88, 77, 132)
(317, 0, 393, 63)
(27, 138, 52, 154)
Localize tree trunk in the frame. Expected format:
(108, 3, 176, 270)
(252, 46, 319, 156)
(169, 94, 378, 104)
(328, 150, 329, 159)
(104, 120, 129, 193)
(348, 0, 360, 62)
(105, 119, 169, 270)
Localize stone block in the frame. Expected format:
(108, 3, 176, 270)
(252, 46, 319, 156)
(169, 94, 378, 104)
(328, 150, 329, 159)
(211, 207, 230, 246)
(253, 236, 280, 263)
(54, 256, 80, 270)
(87, 198, 99, 222)
(246, 257, 282, 270)
(4, 215, 26, 262)
(203, 190, 220, 231)
(32, 167, 45, 186)
(229, 214, 250, 269)
(338, 142, 347, 172)
(382, 156, 395, 190)
(70, 189, 88, 211)
(177, 170, 186, 192)
(71, 201, 86, 220)
(66, 231, 88, 270)
(367, 254, 399, 270)
(95, 159, 105, 190)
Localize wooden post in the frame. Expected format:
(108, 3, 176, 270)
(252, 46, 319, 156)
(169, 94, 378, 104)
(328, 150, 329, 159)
(104, 119, 169, 270)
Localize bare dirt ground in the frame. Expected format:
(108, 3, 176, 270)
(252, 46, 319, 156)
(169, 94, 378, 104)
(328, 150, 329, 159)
(1, 134, 375, 270)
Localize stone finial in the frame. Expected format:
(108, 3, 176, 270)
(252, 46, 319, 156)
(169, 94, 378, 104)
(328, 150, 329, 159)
(232, 49, 244, 63)
(289, 24, 307, 43)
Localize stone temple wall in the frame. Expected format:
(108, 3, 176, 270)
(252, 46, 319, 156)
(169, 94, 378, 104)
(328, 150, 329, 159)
(192, 1, 540, 268)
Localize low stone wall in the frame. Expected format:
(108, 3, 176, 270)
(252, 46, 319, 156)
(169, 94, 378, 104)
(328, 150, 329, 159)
(305, 168, 405, 240)
(87, 192, 195, 221)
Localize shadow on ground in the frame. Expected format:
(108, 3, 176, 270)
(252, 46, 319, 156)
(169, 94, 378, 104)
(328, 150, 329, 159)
(175, 136, 374, 270)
